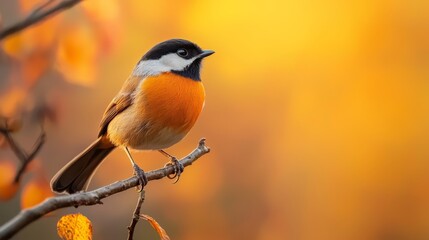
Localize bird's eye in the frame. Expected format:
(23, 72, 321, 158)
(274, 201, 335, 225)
(177, 49, 188, 57)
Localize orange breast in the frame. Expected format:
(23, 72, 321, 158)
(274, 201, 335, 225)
(138, 72, 205, 133)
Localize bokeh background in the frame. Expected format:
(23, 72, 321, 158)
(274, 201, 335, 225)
(1, 0, 429, 239)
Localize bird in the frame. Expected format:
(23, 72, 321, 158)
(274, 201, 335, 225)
(50, 39, 214, 194)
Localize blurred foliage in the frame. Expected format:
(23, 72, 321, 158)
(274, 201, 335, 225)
(0, 161, 18, 201)
(0, 0, 429, 239)
(20, 176, 53, 209)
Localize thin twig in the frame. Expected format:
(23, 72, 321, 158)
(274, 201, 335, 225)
(0, 125, 46, 183)
(0, 0, 83, 40)
(0, 129, 28, 162)
(0, 139, 210, 240)
(29, 0, 56, 18)
(127, 190, 146, 240)
(13, 130, 46, 183)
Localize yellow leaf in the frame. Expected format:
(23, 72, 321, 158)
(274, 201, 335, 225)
(57, 213, 93, 240)
(55, 25, 97, 86)
(0, 161, 19, 201)
(141, 214, 170, 240)
(20, 177, 53, 209)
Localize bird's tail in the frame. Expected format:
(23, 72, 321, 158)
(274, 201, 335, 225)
(50, 137, 115, 194)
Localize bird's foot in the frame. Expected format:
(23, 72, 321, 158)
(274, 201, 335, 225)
(164, 157, 184, 183)
(132, 163, 148, 192)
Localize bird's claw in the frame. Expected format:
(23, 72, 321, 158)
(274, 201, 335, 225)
(133, 164, 148, 192)
(164, 157, 184, 183)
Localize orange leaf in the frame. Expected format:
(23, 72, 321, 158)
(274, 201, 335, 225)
(2, 0, 59, 59)
(141, 214, 171, 240)
(0, 161, 19, 201)
(0, 87, 26, 118)
(20, 177, 53, 209)
(57, 213, 93, 240)
(81, 0, 121, 54)
(2, 31, 31, 59)
(55, 25, 97, 86)
(2, 19, 58, 60)
(20, 51, 50, 87)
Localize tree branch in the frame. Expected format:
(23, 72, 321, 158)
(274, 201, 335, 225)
(13, 130, 46, 183)
(127, 190, 146, 240)
(0, 129, 28, 163)
(0, 139, 210, 240)
(0, 125, 46, 183)
(0, 0, 83, 40)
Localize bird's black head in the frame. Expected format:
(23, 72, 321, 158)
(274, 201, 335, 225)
(142, 39, 203, 60)
(137, 39, 214, 81)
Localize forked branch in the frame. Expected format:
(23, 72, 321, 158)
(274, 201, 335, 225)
(0, 124, 46, 183)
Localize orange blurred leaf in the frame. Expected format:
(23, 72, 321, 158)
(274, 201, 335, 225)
(81, 0, 121, 54)
(141, 214, 170, 240)
(2, 17, 58, 60)
(20, 177, 54, 209)
(0, 87, 26, 118)
(20, 51, 50, 87)
(57, 213, 93, 240)
(2, 0, 59, 60)
(0, 161, 19, 201)
(55, 25, 97, 86)
(2, 31, 34, 60)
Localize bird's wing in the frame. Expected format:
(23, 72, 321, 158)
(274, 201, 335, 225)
(98, 76, 141, 136)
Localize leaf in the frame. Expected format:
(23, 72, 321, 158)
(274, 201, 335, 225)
(55, 25, 97, 86)
(1, 17, 58, 60)
(20, 177, 53, 209)
(57, 213, 93, 240)
(2, 31, 31, 59)
(20, 51, 50, 87)
(81, 0, 122, 54)
(0, 87, 26, 118)
(0, 161, 19, 201)
(140, 214, 171, 240)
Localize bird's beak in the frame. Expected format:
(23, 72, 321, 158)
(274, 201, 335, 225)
(198, 50, 215, 59)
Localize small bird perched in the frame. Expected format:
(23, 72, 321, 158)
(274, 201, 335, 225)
(51, 39, 214, 194)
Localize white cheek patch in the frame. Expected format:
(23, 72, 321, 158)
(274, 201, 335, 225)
(160, 53, 195, 70)
(133, 53, 197, 77)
